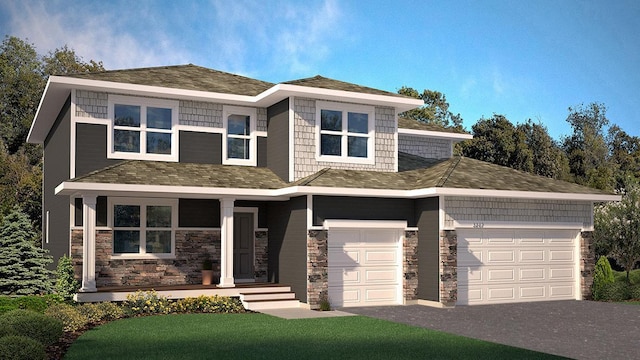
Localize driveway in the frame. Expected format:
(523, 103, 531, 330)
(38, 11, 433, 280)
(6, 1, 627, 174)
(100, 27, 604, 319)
(344, 301, 639, 360)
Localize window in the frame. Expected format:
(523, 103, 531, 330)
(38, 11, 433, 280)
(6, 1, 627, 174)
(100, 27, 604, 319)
(110, 198, 177, 258)
(223, 105, 256, 166)
(108, 95, 179, 161)
(316, 101, 375, 164)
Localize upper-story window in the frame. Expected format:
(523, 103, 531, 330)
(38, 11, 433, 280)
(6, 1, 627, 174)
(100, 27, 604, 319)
(223, 105, 256, 166)
(316, 101, 375, 164)
(108, 95, 179, 161)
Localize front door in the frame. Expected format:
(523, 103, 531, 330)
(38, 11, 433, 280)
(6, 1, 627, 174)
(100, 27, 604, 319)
(233, 212, 254, 281)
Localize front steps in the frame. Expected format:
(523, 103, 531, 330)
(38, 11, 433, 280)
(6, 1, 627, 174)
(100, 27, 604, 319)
(239, 286, 300, 310)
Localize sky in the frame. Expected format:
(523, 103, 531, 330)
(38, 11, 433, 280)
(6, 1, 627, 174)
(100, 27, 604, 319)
(1, 0, 638, 140)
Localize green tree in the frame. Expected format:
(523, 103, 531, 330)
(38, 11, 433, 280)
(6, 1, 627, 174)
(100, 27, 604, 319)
(397, 87, 464, 130)
(0, 207, 53, 295)
(42, 44, 104, 75)
(562, 103, 614, 191)
(55, 255, 79, 301)
(593, 178, 640, 282)
(607, 125, 640, 190)
(518, 120, 571, 180)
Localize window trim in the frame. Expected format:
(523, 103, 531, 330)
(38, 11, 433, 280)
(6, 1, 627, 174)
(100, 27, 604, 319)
(107, 95, 179, 162)
(222, 105, 257, 166)
(315, 101, 375, 164)
(108, 197, 178, 259)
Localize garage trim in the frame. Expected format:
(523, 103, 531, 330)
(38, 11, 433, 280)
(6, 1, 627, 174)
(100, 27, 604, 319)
(323, 219, 408, 229)
(455, 221, 586, 230)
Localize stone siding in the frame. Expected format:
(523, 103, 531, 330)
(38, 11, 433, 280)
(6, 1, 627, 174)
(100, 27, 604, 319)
(307, 230, 328, 309)
(444, 197, 593, 229)
(403, 230, 419, 301)
(292, 98, 396, 180)
(398, 134, 452, 159)
(580, 231, 595, 300)
(254, 230, 268, 282)
(75, 90, 108, 118)
(440, 230, 457, 305)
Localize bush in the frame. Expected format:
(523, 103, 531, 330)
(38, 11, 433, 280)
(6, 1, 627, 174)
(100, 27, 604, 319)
(123, 290, 171, 316)
(598, 282, 630, 302)
(55, 255, 79, 301)
(13, 295, 48, 313)
(593, 256, 615, 300)
(0, 335, 46, 360)
(0, 309, 63, 346)
(170, 295, 245, 314)
(45, 303, 89, 332)
(93, 301, 126, 321)
(629, 284, 640, 300)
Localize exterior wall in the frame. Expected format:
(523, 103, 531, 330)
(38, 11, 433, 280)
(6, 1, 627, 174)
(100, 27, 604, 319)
(580, 231, 595, 300)
(255, 230, 268, 282)
(313, 196, 416, 227)
(415, 197, 440, 301)
(444, 197, 593, 229)
(179, 131, 222, 164)
(267, 196, 308, 302)
(266, 99, 290, 181)
(307, 230, 328, 309)
(178, 199, 220, 228)
(398, 134, 452, 159)
(75, 90, 108, 118)
(292, 98, 396, 180)
(403, 230, 419, 302)
(43, 96, 71, 265)
(76, 123, 122, 176)
(257, 136, 267, 168)
(440, 230, 457, 306)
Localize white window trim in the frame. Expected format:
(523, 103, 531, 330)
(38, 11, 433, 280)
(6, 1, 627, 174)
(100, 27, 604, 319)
(315, 101, 375, 165)
(107, 95, 179, 162)
(222, 105, 257, 166)
(108, 197, 178, 259)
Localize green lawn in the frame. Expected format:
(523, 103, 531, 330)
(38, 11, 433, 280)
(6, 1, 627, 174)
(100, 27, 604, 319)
(64, 313, 561, 360)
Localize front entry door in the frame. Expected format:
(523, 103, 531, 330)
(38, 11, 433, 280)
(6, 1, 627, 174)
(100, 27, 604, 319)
(233, 212, 254, 281)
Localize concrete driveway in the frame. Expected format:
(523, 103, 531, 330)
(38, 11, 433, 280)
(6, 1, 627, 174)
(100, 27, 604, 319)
(344, 301, 639, 359)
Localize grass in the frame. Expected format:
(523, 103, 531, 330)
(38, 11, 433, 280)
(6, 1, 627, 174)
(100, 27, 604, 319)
(64, 314, 561, 360)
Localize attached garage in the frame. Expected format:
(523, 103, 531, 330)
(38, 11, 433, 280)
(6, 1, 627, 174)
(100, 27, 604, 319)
(326, 221, 405, 307)
(457, 227, 581, 305)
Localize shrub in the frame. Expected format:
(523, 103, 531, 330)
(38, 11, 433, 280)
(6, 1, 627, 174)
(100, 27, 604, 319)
(170, 295, 245, 314)
(13, 295, 48, 313)
(123, 290, 171, 316)
(593, 256, 615, 300)
(0, 296, 17, 315)
(45, 303, 89, 332)
(55, 255, 80, 301)
(598, 282, 630, 302)
(0, 335, 46, 360)
(0, 309, 63, 346)
(629, 284, 640, 300)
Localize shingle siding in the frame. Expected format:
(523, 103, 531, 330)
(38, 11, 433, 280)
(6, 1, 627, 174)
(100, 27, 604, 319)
(444, 197, 593, 229)
(75, 90, 108, 118)
(399, 134, 452, 159)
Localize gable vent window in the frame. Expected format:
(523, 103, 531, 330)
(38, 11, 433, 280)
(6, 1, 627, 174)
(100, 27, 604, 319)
(223, 105, 256, 166)
(316, 101, 375, 164)
(108, 95, 178, 161)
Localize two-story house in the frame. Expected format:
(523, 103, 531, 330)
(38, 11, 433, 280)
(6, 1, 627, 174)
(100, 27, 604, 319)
(28, 65, 618, 309)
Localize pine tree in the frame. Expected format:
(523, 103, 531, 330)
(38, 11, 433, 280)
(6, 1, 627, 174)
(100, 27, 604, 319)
(0, 207, 53, 295)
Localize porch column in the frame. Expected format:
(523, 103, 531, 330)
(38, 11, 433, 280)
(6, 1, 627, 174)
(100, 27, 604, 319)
(80, 195, 97, 292)
(219, 197, 235, 287)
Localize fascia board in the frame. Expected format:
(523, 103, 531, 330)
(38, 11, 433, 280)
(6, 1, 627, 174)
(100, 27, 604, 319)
(398, 128, 473, 141)
(428, 187, 621, 202)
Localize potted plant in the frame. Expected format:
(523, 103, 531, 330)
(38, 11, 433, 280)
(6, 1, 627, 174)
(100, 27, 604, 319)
(202, 258, 214, 285)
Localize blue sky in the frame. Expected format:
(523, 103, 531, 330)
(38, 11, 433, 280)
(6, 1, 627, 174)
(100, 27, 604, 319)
(1, 0, 638, 140)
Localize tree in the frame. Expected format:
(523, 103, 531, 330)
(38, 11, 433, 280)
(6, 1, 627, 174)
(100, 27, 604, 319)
(0, 207, 53, 295)
(562, 103, 614, 191)
(593, 178, 640, 282)
(42, 45, 104, 75)
(607, 125, 640, 190)
(397, 87, 464, 130)
(518, 120, 571, 180)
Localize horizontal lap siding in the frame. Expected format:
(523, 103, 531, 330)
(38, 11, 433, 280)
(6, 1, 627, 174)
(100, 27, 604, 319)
(313, 196, 416, 227)
(75, 123, 122, 177)
(267, 99, 289, 181)
(415, 197, 440, 301)
(179, 131, 222, 164)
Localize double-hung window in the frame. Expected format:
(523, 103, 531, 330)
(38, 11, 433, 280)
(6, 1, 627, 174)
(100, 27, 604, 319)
(108, 95, 179, 161)
(316, 101, 375, 164)
(111, 198, 177, 258)
(223, 105, 256, 166)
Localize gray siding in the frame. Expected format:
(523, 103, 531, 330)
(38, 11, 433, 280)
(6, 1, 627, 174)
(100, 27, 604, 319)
(257, 136, 267, 168)
(179, 199, 220, 228)
(75, 123, 122, 176)
(74, 197, 107, 227)
(43, 96, 71, 264)
(267, 99, 289, 181)
(313, 196, 416, 227)
(267, 196, 307, 302)
(179, 131, 222, 164)
(235, 200, 268, 228)
(415, 197, 440, 301)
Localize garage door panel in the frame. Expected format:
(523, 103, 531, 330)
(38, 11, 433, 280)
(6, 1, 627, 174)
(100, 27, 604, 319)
(549, 250, 574, 262)
(549, 284, 574, 297)
(520, 286, 546, 299)
(488, 287, 515, 301)
(458, 249, 483, 265)
(487, 250, 515, 263)
(365, 287, 398, 303)
(328, 268, 360, 284)
(549, 268, 574, 280)
(328, 249, 360, 266)
(459, 267, 483, 283)
(520, 250, 545, 262)
(520, 268, 545, 281)
(365, 268, 398, 283)
(487, 268, 515, 282)
(364, 250, 397, 265)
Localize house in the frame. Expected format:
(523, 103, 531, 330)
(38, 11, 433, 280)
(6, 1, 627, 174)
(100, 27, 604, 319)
(28, 65, 619, 309)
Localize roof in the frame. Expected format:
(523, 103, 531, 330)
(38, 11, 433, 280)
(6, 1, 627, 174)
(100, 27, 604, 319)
(64, 64, 275, 96)
(284, 75, 407, 98)
(398, 117, 470, 135)
(65, 155, 613, 199)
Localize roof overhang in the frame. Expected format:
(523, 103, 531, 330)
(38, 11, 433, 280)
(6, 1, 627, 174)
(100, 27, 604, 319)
(398, 128, 473, 142)
(56, 181, 621, 203)
(28, 76, 424, 144)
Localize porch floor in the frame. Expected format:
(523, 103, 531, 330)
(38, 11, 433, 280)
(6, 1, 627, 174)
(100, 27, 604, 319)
(75, 282, 292, 303)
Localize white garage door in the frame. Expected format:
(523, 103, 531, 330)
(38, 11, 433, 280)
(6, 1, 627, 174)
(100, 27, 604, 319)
(457, 228, 580, 305)
(328, 228, 401, 307)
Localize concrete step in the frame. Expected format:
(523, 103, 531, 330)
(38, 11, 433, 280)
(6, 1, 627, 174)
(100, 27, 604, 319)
(240, 291, 297, 301)
(242, 298, 301, 310)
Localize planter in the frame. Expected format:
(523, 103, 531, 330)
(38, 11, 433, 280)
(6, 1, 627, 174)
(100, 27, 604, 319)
(202, 270, 214, 285)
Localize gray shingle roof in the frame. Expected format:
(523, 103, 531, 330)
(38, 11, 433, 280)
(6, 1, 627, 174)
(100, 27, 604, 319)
(282, 75, 409, 98)
(398, 117, 470, 134)
(65, 64, 275, 96)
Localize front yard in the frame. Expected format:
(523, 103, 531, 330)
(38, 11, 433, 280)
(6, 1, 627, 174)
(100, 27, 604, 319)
(64, 313, 561, 360)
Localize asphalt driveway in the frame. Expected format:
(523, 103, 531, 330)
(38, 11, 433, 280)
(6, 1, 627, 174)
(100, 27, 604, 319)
(344, 301, 639, 359)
